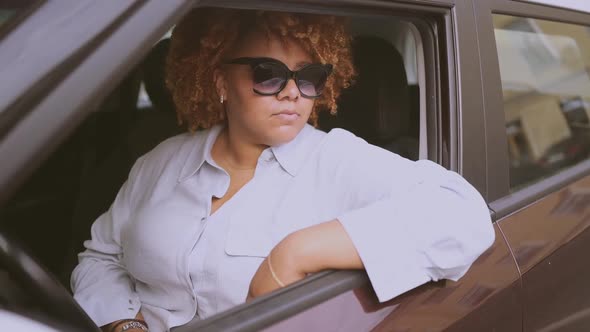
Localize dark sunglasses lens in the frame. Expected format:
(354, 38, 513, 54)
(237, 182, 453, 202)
(297, 66, 328, 97)
(252, 63, 286, 94)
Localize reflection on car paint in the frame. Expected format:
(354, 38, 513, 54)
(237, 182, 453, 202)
(498, 176, 590, 274)
(498, 174, 590, 330)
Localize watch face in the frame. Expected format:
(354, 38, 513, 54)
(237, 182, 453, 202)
(120, 320, 148, 331)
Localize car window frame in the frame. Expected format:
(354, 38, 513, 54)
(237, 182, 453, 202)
(0, 0, 193, 205)
(172, 0, 486, 330)
(474, 0, 590, 218)
(0, 1, 143, 141)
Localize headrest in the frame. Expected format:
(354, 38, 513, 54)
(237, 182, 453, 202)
(142, 38, 175, 114)
(322, 36, 411, 146)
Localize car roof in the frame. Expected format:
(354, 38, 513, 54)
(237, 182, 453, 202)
(519, 0, 590, 13)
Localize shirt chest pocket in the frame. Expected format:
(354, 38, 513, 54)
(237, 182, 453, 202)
(223, 201, 318, 258)
(224, 211, 276, 258)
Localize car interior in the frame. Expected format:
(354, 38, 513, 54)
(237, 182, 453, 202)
(0, 12, 423, 327)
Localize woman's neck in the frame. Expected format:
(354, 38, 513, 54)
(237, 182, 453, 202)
(213, 127, 267, 171)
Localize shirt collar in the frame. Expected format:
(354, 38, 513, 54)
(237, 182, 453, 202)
(178, 123, 316, 181)
(178, 124, 223, 182)
(270, 124, 315, 177)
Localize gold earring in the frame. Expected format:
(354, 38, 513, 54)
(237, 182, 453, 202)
(220, 95, 224, 104)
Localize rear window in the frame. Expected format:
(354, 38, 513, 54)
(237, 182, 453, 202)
(493, 14, 590, 191)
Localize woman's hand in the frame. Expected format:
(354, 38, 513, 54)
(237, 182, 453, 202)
(246, 233, 307, 301)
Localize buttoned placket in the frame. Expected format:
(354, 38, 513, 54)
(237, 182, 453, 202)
(179, 191, 208, 325)
(173, 162, 228, 326)
(176, 147, 278, 325)
(193, 207, 224, 316)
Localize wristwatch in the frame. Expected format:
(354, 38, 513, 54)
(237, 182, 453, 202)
(120, 320, 149, 331)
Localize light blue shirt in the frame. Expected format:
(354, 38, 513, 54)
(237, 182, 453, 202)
(71, 124, 494, 332)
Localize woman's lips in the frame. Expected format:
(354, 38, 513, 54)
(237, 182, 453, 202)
(273, 110, 299, 122)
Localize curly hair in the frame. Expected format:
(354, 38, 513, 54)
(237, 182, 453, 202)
(165, 8, 355, 132)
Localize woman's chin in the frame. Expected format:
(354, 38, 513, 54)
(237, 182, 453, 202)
(266, 125, 304, 146)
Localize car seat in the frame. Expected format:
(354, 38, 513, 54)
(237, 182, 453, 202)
(62, 39, 182, 284)
(319, 35, 419, 160)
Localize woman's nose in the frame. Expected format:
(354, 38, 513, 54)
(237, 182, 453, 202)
(277, 78, 300, 100)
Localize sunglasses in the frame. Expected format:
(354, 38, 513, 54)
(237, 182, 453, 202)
(225, 57, 333, 98)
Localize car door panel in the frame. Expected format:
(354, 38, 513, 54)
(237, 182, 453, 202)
(496, 174, 590, 331)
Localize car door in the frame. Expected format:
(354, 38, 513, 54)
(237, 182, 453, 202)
(475, 0, 590, 331)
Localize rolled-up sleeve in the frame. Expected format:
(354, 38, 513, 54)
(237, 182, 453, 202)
(331, 130, 494, 303)
(70, 157, 146, 327)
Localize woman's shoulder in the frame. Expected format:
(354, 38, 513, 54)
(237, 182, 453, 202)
(320, 127, 368, 155)
(324, 127, 359, 141)
(134, 129, 211, 176)
(318, 127, 410, 166)
(146, 131, 203, 158)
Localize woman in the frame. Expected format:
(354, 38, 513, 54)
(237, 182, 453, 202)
(71, 8, 494, 332)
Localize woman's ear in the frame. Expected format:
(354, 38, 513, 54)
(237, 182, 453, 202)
(214, 68, 226, 101)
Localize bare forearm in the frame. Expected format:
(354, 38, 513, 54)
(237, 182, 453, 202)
(248, 220, 364, 300)
(286, 219, 363, 274)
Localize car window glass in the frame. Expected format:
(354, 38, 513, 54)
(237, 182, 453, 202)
(0, 10, 14, 26)
(137, 30, 173, 109)
(493, 15, 590, 191)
